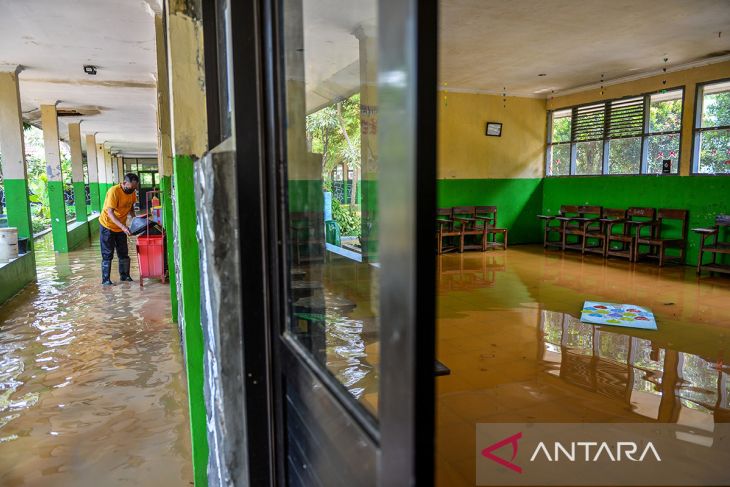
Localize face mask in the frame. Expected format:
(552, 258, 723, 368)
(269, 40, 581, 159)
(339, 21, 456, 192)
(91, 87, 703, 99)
(122, 186, 135, 194)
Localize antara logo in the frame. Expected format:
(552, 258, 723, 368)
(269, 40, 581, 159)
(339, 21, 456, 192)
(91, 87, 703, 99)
(481, 432, 523, 473)
(482, 433, 662, 474)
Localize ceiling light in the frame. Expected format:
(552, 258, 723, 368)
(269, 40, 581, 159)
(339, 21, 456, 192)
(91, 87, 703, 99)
(83, 65, 97, 75)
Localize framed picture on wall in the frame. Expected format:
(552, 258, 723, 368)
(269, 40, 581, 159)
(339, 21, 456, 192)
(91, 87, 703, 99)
(485, 122, 502, 137)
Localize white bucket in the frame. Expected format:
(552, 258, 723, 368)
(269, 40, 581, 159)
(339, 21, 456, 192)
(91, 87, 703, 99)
(0, 227, 19, 263)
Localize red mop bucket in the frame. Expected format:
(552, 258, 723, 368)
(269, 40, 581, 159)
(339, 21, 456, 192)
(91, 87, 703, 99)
(136, 235, 166, 287)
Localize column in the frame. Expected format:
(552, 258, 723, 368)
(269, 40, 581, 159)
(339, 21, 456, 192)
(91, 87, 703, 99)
(96, 142, 107, 205)
(354, 25, 378, 262)
(164, 1, 209, 483)
(111, 154, 119, 183)
(68, 123, 88, 223)
(116, 156, 124, 182)
(85, 134, 101, 213)
(155, 13, 177, 317)
(0, 70, 34, 247)
(104, 147, 114, 192)
(41, 104, 69, 252)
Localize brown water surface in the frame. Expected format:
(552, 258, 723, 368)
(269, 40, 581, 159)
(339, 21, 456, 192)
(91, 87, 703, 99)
(0, 234, 192, 486)
(436, 247, 730, 486)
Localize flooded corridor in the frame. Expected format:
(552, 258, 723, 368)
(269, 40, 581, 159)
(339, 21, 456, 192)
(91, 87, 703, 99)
(0, 235, 193, 487)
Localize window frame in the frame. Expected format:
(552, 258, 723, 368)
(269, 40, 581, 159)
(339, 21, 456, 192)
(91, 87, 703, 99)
(546, 85, 685, 177)
(691, 77, 730, 176)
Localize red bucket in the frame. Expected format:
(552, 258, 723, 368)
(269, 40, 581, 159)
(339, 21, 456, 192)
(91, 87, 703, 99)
(136, 235, 165, 278)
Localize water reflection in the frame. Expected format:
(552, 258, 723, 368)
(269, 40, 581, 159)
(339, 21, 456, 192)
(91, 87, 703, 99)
(540, 310, 730, 423)
(292, 257, 380, 413)
(0, 234, 192, 485)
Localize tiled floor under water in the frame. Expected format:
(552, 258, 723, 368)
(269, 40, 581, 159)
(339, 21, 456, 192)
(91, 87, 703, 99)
(0, 234, 192, 486)
(435, 246, 730, 486)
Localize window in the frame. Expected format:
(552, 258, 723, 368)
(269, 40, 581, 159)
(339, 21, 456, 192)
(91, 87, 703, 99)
(607, 97, 643, 174)
(546, 88, 684, 176)
(547, 109, 571, 175)
(694, 80, 730, 174)
(646, 90, 682, 174)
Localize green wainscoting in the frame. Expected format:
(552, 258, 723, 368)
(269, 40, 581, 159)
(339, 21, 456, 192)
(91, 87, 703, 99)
(67, 220, 91, 251)
(0, 252, 36, 306)
(437, 178, 544, 244)
(171, 155, 207, 487)
(542, 175, 730, 266)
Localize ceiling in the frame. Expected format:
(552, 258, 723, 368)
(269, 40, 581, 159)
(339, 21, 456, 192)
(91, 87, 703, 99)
(0, 0, 161, 156)
(1, 0, 727, 155)
(439, 0, 730, 96)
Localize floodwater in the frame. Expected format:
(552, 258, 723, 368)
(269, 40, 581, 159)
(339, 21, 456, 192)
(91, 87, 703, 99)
(436, 247, 730, 486)
(0, 233, 193, 486)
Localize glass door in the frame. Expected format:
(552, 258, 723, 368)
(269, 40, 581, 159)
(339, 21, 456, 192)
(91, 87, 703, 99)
(268, 0, 438, 484)
(205, 0, 437, 483)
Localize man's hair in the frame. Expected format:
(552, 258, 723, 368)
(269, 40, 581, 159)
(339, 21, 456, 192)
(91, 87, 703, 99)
(124, 173, 140, 184)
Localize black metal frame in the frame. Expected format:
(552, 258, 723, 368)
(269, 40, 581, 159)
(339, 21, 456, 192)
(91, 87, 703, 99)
(203, 0, 438, 484)
(201, 0, 276, 484)
(691, 77, 730, 176)
(546, 86, 686, 177)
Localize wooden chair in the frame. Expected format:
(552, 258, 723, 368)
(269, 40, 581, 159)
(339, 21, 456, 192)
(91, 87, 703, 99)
(560, 205, 602, 252)
(474, 206, 508, 250)
(582, 208, 627, 256)
(452, 206, 487, 252)
(606, 207, 655, 262)
(436, 208, 462, 254)
(538, 205, 581, 249)
(290, 211, 325, 264)
(693, 214, 730, 275)
(635, 209, 689, 266)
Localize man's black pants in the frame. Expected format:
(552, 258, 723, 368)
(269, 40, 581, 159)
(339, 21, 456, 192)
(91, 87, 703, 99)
(100, 225, 129, 262)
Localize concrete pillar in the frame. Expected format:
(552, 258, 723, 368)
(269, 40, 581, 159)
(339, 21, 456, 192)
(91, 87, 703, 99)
(96, 142, 108, 204)
(0, 69, 34, 247)
(68, 123, 88, 223)
(155, 13, 178, 317)
(116, 156, 124, 181)
(104, 147, 114, 191)
(164, 0, 209, 483)
(41, 104, 69, 252)
(354, 25, 378, 262)
(110, 154, 119, 183)
(85, 134, 101, 213)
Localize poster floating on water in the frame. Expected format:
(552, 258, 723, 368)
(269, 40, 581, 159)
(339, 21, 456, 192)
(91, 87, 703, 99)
(580, 301, 657, 330)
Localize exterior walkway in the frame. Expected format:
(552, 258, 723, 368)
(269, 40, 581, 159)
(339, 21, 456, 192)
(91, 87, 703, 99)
(0, 234, 192, 486)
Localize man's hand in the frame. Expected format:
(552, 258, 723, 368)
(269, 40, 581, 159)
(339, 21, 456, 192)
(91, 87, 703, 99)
(121, 225, 132, 236)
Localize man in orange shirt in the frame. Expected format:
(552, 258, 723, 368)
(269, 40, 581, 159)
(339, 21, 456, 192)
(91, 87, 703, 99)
(99, 173, 139, 286)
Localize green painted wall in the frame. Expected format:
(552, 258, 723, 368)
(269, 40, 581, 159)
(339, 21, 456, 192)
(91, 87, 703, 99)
(47, 180, 69, 252)
(437, 178, 544, 244)
(73, 181, 88, 223)
(4, 178, 33, 245)
(0, 252, 36, 306)
(89, 182, 101, 214)
(88, 214, 100, 235)
(160, 175, 177, 319)
(67, 221, 90, 251)
(172, 155, 207, 487)
(542, 175, 730, 265)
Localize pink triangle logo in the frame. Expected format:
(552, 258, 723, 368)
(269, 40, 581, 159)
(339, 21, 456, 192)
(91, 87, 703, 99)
(481, 432, 523, 474)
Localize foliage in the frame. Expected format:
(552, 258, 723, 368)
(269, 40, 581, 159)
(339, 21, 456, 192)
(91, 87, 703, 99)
(307, 93, 363, 237)
(697, 91, 730, 174)
(23, 125, 75, 234)
(306, 93, 361, 177)
(331, 198, 361, 237)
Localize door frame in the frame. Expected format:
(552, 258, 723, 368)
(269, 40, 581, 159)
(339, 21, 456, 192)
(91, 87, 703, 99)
(204, 0, 438, 484)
